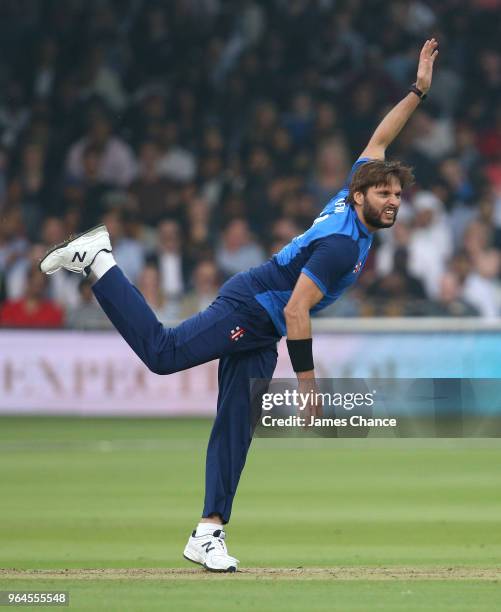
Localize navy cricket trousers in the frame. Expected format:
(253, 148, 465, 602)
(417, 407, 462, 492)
(92, 265, 280, 523)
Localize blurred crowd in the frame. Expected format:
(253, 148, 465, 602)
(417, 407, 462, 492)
(0, 0, 500, 328)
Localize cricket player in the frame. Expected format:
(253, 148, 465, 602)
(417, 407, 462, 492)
(40, 40, 438, 572)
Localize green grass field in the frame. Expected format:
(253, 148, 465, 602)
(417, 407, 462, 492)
(0, 418, 500, 611)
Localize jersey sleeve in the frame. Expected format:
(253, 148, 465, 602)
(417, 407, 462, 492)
(342, 157, 373, 190)
(301, 234, 360, 296)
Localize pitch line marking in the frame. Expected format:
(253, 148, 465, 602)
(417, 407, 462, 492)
(1, 568, 500, 581)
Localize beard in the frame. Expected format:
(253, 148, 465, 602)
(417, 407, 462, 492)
(362, 196, 398, 229)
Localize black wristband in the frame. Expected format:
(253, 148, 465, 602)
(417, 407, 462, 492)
(408, 83, 427, 101)
(286, 338, 314, 373)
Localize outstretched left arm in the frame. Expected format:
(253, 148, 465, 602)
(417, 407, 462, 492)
(360, 38, 439, 161)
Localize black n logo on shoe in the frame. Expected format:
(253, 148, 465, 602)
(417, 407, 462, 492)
(201, 541, 216, 553)
(72, 251, 86, 263)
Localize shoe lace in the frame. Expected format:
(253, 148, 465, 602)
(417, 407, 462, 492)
(212, 529, 228, 553)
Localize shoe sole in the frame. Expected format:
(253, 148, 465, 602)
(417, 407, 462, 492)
(38, 223, 107, 273)
(203, 563, 237, 573)
(183, 554, 237, 573)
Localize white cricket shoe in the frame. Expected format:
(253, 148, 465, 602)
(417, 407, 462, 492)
(183, 528, 239, 573)
(39, 224, 111, 275)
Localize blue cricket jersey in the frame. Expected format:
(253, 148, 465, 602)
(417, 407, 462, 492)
(219, 158, 374, 336)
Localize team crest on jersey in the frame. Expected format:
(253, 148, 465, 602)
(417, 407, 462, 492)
(353, 261, 362, 273)
(230, 326, 245, 342)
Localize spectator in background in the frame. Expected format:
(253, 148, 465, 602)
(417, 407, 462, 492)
(5, 234, 78, 312)
(243, 146, 275, 230)
(137, 263, 180, 322)
(313, 10, 365, 93)
(102, 209, 145, 284)
(181, 260, 220, 318)
(172, 88, 199, 149)
(9, 142, 49, 241)
(438, 156, 477, 206)
(375, 218, 413, 277)
(409, 106, 455, 161)
(0, 81, 30, 150)
(407, 191, 454, 299)
(367, 247, 427, 316)
(462, 249, 500, 318)
(129, 141, 174, 226)
(246, 101, 278, 150)
(0, 208, 29, 300)
(454, 122, 482, 177)
(216, 218, 266, 279)
(63, 144, 114, 231)
(126, 85, 168, 148)
(478, 187, 501, 249)
(439, 151, 481, 248)
(66, 112, 136, 187)
(463, 219, 493, 262)
(29, 37, 59, 101)
(269, 126, 293, 175)
(0, 266, 63, 328)
(39, 218, 80, 309)
(308, 137, 350, 210)
(461, 220, 501, 318)
(130, 4, 173, 80)
(268, 217, 302, 254)
(283, 92, 314, 149)
(199, 152, 226, 211)
(156, 219, 185, 298)
(345, 83, 379, 155)
(0, 146, 7, 210)
(5, 243, 45, 303)
(313, 101, 338, 142)
(79, 44, 127, 112)
(157, 121, 196, 183)
(431, 271, 480, 317)
(428, 57, 463, 117)
(478, 107, 501, 174)
(184, 195, 213, 268)
(200, 125, 225, 160)
(66, 278, 111, 330)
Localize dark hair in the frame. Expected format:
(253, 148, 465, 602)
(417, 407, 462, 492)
(347, 160, 414, 204)
(83, 143, 102, 158)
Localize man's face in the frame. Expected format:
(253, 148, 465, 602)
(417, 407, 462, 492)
(357, 178, 402, 230)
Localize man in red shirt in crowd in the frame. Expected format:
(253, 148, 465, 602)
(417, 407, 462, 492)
(0, 267, 64, 328)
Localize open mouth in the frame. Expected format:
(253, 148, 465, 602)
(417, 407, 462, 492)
(383, 208, 396, 220)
